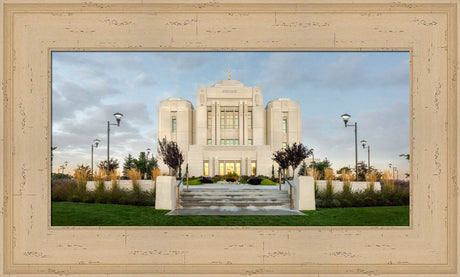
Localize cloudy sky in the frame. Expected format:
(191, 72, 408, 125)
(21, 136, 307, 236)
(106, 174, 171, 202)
(52, 51, 410, 177)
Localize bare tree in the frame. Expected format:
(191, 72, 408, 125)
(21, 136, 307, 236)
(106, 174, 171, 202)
(158, 137, 184, 176)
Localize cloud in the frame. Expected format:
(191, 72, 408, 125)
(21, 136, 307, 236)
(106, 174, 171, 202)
(52, 101, 155, 171)
(318, 54, 366, 90)
(131, 73, 158, 87)
(301, 99, 409, 172)
(257, 52, 316, 95)
(374, 58, 410, 87)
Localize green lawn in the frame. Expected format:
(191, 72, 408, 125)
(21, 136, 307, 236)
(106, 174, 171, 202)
(51, 202, 409, 226)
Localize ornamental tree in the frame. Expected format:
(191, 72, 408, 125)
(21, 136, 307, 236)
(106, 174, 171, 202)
(158, 137, 184, 177)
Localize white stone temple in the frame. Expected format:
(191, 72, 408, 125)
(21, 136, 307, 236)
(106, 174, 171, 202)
(157, 75, 301, 177)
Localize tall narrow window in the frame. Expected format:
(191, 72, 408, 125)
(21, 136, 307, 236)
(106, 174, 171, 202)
(207, 139, 212, 145)
(172, 117, 177, 133)
(203, 162, 209, 176)
(248, 111, 252, 129)
(219, 162, 225, 175)
(234, 112, 239, 128)
(248, 139, 252, 145)
(207, 110, 212, 128)
(282, 118, 287, 133)
(251, 162, 257, 176)
(282, 142, 287, 149)
(236, 162, 241, 175)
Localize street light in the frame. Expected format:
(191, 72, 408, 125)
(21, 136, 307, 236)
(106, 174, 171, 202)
(107, 112, 123, 174)
(389, 163, 397, 180)
(145, 148, 151, 179)
(360, 140, 370, 173)
(341, 113, 358, 177)
(91, 139, 100, 177)
(59, 161, 68, 174)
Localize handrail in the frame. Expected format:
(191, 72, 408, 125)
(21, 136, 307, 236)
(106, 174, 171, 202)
(280, 170, 294, 210)
(176, 170, 188, 210)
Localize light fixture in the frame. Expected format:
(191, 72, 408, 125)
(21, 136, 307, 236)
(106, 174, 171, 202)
(113, 112, 123, 126)
(341, 113, 351, 127)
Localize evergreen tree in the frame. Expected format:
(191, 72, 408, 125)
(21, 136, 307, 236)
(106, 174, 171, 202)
(309, 158, 332, 180)
(122, 153, 137, 178)
(97, 158, 120, 172)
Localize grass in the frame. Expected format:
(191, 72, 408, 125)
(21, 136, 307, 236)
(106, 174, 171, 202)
(52, 202, 409, 226)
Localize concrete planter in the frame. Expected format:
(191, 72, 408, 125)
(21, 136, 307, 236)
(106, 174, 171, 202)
(86, 180, 155, 192)
(315, 180, 381, 193)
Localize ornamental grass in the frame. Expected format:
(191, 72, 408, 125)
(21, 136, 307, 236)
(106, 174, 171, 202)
(127, 168, 142, 191)
(93, 169, 107, 192)
(324, 168, 335, 199)
(381, 170, 395, 194)
(109, 170, 120, 190)
(341, 169, 354, 195)
(73, 167, 89, 192)
(365, 172, 378, 193)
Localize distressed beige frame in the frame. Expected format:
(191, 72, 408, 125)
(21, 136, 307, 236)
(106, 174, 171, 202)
(1, 1, 458, 276)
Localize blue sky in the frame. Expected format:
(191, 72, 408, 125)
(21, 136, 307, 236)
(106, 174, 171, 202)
(52, 51, 410, 177)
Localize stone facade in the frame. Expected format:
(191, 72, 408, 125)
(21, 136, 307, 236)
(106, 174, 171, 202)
(157, 78, 301, 177)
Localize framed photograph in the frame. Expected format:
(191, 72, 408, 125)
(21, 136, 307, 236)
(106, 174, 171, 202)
(1, 1, 458, 275)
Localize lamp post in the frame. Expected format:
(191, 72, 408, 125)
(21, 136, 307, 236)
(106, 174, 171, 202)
(59, 161, 68, 174)
(145, 148, 151, 179)
(389, 163, 397, 180)
(107, 112, 123, 174)
(309, 148, 315, 175)
(91, 139, 100, 177)
(341, 113, 358, 177)
(360, 140, 370, 173)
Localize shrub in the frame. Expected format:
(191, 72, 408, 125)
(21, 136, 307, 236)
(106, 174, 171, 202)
(52, 173, 72, 180)
(51, 179, 78, 201)
(239, 175, 249, 184)
(187, 179, 201, 186)
(394, 179, 410, 191)
(225, 172, 238, 182)
(200, 176, 213, 183)
(247, 177, 262, 185)
(261, 178, 277, 186)
(314, 185, 409, 208)
(211, 176, 222, 183)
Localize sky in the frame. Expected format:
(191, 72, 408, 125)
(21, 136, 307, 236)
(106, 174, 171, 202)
(52, 51, 410, 177)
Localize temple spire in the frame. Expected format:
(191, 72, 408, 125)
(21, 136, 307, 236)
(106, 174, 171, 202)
(227, 69, 231, 80)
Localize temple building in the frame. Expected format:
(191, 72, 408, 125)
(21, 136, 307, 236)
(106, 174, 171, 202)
(157, 75, 302, 177)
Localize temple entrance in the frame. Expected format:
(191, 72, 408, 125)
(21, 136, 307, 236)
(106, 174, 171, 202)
(219, 161, 241, 175)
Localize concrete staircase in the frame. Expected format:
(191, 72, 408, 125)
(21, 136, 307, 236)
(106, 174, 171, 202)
(180, 187, 291, 209)
(167, 185, 304, 215)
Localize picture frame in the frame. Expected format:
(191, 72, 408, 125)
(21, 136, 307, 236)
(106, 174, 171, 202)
(1, 1, 458, 275)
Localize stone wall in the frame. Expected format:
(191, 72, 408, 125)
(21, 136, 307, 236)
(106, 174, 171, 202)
(315, 180, 382, 192)
(86, 180, 155, 192)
